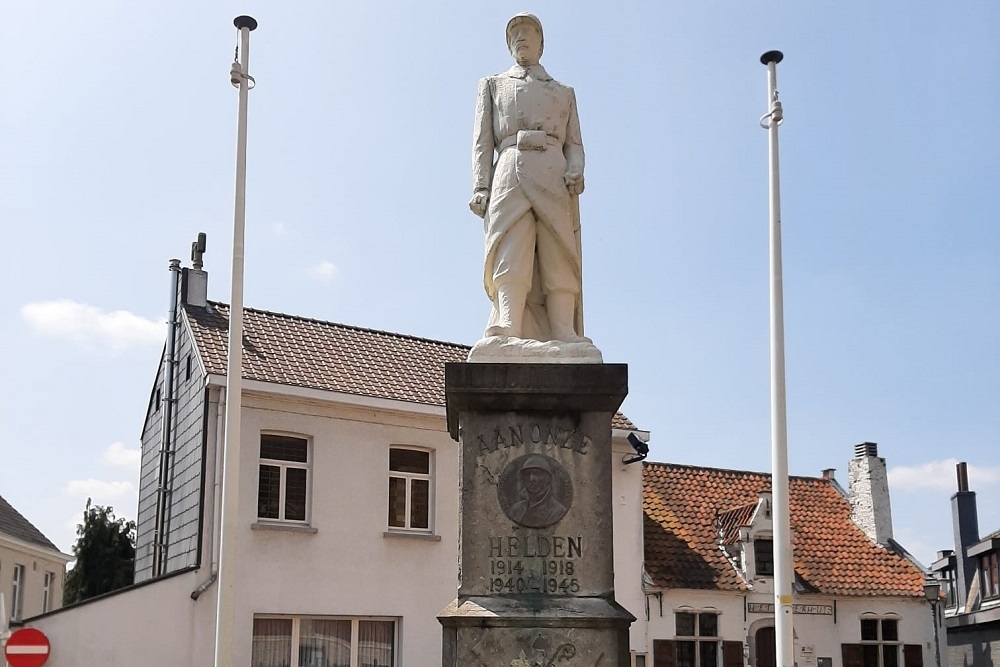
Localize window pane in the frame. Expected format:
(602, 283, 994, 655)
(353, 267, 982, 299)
(676, 641, 695, 667)
(285, 467, 308, 521)
(388, 477, 407, 527)
(410, 479, 430, 529)
(699, 613, 718, 637)
(700, 641, 718, 667)
(358, 620, 394, 667)
(262, 435, 308, 463)
(258, 465, 281, 519)
(299, 619, 351, 667)
(861, 645, 879, 667)
(755, 540, 775, 576)
(881, 619, 898, 642)
(636, 656, 647, 667)
(389, 448, 429, 474)
(252, 618, 292, 667)
(861, 619, 879, 641)
(882, 645, 898, 667)
(676, 612, 696, 637)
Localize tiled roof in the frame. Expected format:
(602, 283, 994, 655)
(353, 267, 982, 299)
(716, 500, 758, 546)
(0, 493, 59, 552)
(643, 462, 926, 597)
(185, 302, 637, 430)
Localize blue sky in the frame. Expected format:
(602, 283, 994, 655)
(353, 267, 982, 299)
(1, 1, 997, 567)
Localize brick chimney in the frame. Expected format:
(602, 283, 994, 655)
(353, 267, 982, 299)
(848, 442, 894, 545)
(951, 462, 979, 610)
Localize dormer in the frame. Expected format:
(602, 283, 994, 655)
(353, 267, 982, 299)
(717, 491, 776, 586)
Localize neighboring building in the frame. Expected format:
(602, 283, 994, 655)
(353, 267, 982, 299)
(0, 494, 71, 628)
(642, 443, 939, 667)
(23, 252, 647, 666)
(930, 462, 1000, 667)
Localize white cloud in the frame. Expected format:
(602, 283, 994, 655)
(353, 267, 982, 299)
(21, 300, 164, 350)
(100, 441, 141, 471)
(889, 459, 1000, 492)
(63, 478, 137, 500)
(307, 261, 338, 284)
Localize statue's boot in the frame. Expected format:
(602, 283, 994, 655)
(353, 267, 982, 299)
(485, 283, 528, 338)
(547, 291, 590, 343)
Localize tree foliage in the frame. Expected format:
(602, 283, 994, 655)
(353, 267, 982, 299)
(63, 498, 136, 605)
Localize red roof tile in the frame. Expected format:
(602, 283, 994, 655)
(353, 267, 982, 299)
(717, 500, 758, 546)
(185, 302, 637, 430)
(643, 462, 926, 597)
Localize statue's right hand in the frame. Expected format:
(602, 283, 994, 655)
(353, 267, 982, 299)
(469, 190, 489, 218)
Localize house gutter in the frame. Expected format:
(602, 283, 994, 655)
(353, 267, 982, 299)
(152, 259, 181, 576)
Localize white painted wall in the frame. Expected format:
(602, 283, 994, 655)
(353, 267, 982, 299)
(641, 589, 939, 667)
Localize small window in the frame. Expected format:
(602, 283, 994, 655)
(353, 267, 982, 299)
(859, 617, 901, 667)
(388, 448, 432, 532)
(675, 611, 721, 667)
(42, 571, 54, 613)
(11, 563, 24, 621)
(185, 355, 192, 381)
(754, 539, 774, 577)
(981, 552, 999, 599)
(258, 434, 310, 523)
(942, 567, 957, 607)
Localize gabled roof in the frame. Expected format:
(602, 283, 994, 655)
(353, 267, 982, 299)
(184, 302, 637, 430)
(643, 462, 925, 597)
(0, 493, 60, 552)
(716, 500, 758, 546)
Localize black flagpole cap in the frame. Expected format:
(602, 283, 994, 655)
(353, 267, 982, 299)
(760, 50, 784, 65)
(234, 15, 258, 31)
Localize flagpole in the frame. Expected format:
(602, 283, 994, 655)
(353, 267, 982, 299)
(215, 15, 256, 667)
(760, 49, 794, 667)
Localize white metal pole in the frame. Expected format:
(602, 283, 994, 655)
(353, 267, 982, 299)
(760, 49, 794, 667)
(215, 15, 256, 667)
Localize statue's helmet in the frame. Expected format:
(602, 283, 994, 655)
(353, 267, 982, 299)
(506, 13, 544, 58)
(520, 454, 554, 475)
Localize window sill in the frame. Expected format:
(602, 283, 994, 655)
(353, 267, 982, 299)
(252, 521, 318, 534)
(383, 530, 441, 542)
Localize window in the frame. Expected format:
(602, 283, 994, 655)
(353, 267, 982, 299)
(942, 567, 957, 608)
(754, 539, 774, 577)
(11, 563, 24, 620)
(632, 653, 647, 667)
(859, 617, 900, 667)
(258, 434, 310, 523)
(251, 616, 395, 667)
(387, 447, 431, 532)
(42, 571, 54, 613)
(982, 552, 999, 599)
(675, 611, 721, 667)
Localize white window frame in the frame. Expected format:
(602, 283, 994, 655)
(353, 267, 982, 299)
(257, 432, 312, 524)
(387, 446, 433, 533)
(11, 563, 25, 620)
(675, 608, 722, 667)
(42, 571, 54, 613)
(859, 614, 902, 667)
(252, 615, 397, 667)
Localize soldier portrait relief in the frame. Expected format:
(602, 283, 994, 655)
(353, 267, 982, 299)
(497, 454, 573, 528)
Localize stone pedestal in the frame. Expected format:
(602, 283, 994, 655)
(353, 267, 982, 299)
(440, 363, 634, 666)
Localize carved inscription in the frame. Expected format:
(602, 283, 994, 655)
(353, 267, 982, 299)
(477, 422, 591, 456)
(488, 536, 583, 595)
(497, 454, 572, 528)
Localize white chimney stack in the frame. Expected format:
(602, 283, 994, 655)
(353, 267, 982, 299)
(848, 442, 894, 545)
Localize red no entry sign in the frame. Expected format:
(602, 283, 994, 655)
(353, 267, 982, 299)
(4, 627, 50, 667)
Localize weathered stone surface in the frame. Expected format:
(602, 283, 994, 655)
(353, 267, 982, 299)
(440, 362, 633, 666)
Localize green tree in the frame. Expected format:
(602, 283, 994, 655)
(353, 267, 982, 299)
(63, 498, 136, 604)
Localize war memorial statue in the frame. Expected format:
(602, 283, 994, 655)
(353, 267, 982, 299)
(441, 14, 633, 666)
(467, 12, 601, 364)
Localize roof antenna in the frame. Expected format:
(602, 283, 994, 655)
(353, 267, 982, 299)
(191, 232, 207, 270)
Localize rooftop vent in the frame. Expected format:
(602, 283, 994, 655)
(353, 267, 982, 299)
(854, 442, 878, 458)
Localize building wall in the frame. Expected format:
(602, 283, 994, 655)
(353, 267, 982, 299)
(135, 312, 208, 582)
(26, 570, 215, 666)
(643, 589, 938, 667)
(0, 540, 67, 620)
(946, 620, 1000, 667)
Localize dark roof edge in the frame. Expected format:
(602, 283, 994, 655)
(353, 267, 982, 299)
(642, 459, 828, 483)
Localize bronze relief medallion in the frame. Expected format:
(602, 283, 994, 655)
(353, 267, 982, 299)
(497, 453, 573, 528)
